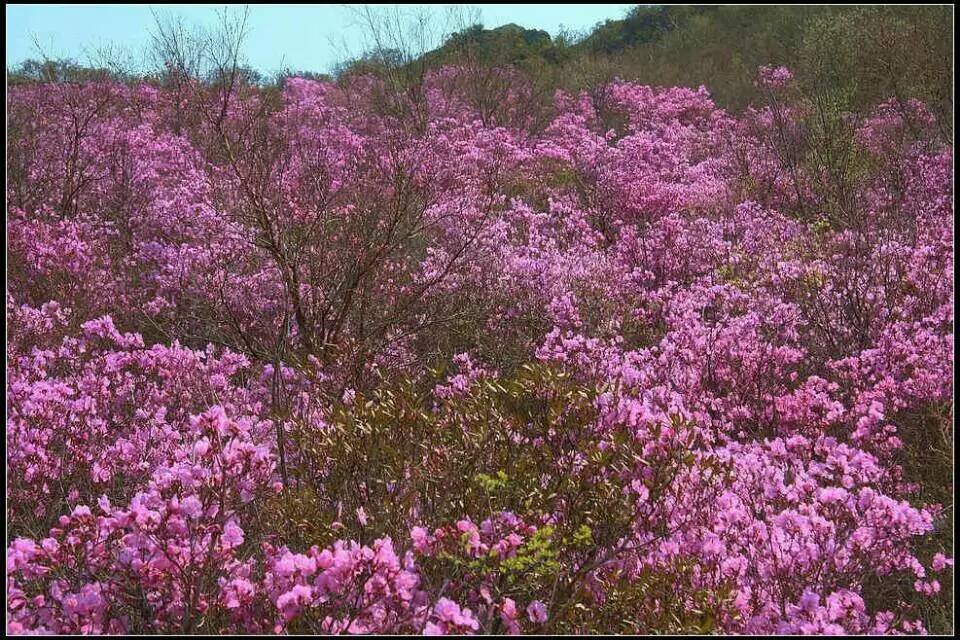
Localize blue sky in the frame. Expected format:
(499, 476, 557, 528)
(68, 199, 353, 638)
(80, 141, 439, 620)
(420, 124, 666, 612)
(6, 4, 635, 75)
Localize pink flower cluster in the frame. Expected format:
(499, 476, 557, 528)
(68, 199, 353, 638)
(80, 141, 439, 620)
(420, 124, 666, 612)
(6, 62, 953, 634)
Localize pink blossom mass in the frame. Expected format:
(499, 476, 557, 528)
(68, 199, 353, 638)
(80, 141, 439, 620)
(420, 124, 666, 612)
(4, 10, 955, 635)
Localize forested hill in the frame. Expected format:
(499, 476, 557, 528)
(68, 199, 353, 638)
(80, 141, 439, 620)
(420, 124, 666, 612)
(414, 4, 953, 118)
(9, 5, 952, 123)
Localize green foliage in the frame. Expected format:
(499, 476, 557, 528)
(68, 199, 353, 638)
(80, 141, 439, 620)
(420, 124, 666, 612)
(889, 401, 954, 634)
(497, 526, 560, 581)
(554, 563, 733, 634)
(799, 6, 953, 132)
(427, 23, 569, 70)
(474, 470, 509, 493)
(282, 362, 615, 544)
(8, 58, 121, 86)
(267, 360, 734, 633)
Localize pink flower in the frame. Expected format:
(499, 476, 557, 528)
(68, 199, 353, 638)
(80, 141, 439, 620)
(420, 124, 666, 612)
(222, 521, 244, 549)
(931, 553, 953, 572)
(527, 600, 548, 624)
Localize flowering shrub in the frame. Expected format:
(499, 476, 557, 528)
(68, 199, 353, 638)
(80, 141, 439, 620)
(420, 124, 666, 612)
(6, 61, 953, 634)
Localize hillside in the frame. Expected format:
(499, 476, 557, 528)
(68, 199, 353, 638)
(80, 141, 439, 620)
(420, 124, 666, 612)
(410, 4, 953, 118)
